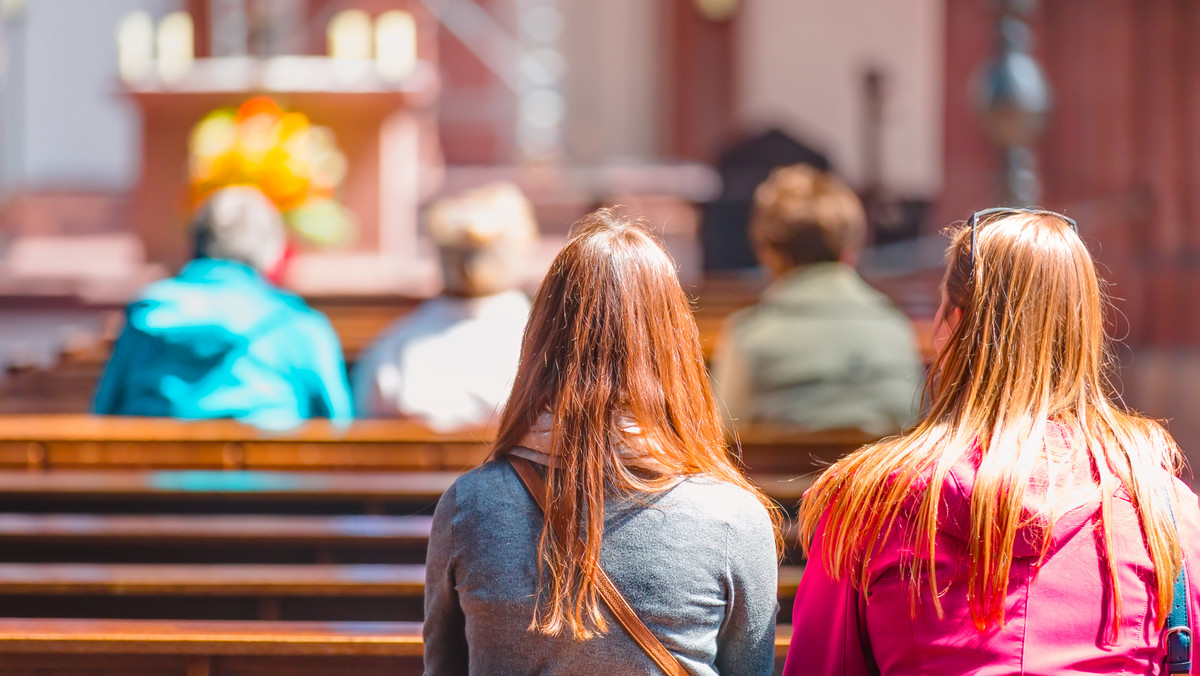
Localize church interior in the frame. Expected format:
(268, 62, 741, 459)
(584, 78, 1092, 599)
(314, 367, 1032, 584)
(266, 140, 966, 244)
(0, 0, 1198, 673)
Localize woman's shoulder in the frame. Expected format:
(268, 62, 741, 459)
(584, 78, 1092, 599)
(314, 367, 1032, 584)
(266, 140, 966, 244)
(666, 475, 773, 528)
(453, 457, 520, 486)
(1170, 477, 1200, 531)
(444, 459, 527, 510)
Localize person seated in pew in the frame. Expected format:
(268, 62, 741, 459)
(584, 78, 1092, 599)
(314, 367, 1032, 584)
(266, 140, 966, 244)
(93, 186, 352, 429)
(782, 209, 1200, 675)
(710, 165, 923, 435)
(424, 209, 783, 675)
(353, 182, 536, 430)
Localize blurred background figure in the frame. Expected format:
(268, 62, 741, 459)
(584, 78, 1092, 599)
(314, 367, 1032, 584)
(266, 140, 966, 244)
(711, 165, 923, 434)
(93, 186, 352, 429)
(353, 182, 536, 430)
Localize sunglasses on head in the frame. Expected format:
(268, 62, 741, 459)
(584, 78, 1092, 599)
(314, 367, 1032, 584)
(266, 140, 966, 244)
(967, 207, 1079, 268)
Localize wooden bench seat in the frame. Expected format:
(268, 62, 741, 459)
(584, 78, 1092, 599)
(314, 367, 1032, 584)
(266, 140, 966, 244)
(0, 563, 804, 624)
(0, 513, 433, 547)
(0, 513, 436, 565)
(0, 617, 797, 674)
(0, 511, 807, 566)
(0, 415, 877, 475)
(0, 563, 430, 622)
(0, 512, 806, 568)
(0, 562, 804, 598)
(0, 416, 494, 472)
(0, 468, 815, 514)
(0, 469, 457, 508)
(0, 563, 427, 597)
(0, 617, 424, 675)
(0, 617, 425, 656)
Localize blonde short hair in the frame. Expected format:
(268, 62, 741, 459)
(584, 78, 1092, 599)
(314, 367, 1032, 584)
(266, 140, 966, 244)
(425, 182, 538, 295)
(426, 182, 537, 249)
(750, 165, 866, 267)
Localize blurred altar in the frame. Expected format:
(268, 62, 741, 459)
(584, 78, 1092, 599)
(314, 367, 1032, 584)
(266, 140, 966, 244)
(0, 0, 774, 300)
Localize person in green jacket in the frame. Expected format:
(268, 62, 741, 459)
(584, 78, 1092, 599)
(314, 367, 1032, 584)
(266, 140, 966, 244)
(93, 186, 352, 429)
(711, 165, 923, 435)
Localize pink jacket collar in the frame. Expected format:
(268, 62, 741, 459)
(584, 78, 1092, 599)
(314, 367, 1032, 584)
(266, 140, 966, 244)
(936, 422, 1103, 558)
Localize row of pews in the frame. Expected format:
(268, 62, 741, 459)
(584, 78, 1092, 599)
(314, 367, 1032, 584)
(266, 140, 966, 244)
(0, 415, 877, 674)
(0, 276, 936, 415)
(0, 287, 750, 417)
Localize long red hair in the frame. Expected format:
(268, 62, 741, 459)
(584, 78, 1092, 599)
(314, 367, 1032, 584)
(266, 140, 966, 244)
(491, 208, 783, 640)
(801, 213, 1184, 637)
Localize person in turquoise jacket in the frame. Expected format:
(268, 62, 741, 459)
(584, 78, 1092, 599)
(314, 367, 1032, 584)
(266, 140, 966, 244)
(93, 186, 353, 429)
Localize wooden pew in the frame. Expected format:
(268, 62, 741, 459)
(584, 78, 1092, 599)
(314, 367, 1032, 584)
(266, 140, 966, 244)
(0, 563, 426, 597)
(0, 513, 433, 564)
(0, 562, 805, 623)
(0, 562, 426, 623)
(0, 468, 817, 515)
(0, 509, 808, 568)
(729, 425, 879, 474)
(0, 617, 424, 675)
(0, 562, 803, 597)
(0, 469, 456, 516)
(0, 516, 432, 547)
(0, 416, 494, 472)
(0, 618, 797, 674)
(0, 274, 935, 416)
(0, 414, 877, 475)
(0, 513, 433, 547)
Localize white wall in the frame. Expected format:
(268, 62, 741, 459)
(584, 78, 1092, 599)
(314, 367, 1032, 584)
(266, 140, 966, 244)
(0, 2, 24, 196)
(738, 0, 944, 196)
(0, 0, 178, 193)
(560, 0, 661, 161)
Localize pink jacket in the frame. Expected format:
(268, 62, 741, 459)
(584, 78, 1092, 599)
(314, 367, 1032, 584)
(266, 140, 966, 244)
(783, 441, 1200, 675)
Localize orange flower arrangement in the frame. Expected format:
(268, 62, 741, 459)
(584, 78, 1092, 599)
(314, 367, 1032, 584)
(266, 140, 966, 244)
(188, 96, 356, 247)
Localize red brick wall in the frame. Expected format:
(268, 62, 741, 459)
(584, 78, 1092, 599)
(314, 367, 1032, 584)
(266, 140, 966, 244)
(941, 0, 1200, 347)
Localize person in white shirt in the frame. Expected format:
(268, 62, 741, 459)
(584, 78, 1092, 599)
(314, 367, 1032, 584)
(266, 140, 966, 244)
(352, 183, 537, 429)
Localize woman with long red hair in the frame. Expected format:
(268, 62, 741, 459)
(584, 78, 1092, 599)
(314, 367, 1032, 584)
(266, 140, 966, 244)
(784, 209, 1200, 674)
(424, 209, 782, 675)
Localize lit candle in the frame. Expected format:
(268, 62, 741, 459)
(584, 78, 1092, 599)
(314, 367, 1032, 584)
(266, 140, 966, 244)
(374, 10, 417, 82)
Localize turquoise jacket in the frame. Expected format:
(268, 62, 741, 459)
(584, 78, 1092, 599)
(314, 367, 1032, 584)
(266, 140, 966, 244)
(94, 259, 353, 429)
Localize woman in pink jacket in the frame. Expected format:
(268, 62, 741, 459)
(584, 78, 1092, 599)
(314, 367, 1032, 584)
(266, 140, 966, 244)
(784, 209, 1200, 675)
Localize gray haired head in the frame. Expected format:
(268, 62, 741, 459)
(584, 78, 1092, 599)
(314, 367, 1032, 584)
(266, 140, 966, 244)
(191, 186, 287, 273)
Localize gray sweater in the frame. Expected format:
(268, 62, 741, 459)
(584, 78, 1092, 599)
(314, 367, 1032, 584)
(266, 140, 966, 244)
(423, 459, 779, 675)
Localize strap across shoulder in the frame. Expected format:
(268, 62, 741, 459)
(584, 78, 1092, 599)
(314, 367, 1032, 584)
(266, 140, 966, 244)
(507, 455, 689, 676)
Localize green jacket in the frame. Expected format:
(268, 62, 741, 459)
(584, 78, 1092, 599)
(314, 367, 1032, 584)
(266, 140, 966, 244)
(711, 263, 923, 435)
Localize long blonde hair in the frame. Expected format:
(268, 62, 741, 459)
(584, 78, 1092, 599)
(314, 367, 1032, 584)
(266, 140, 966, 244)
(801, 212, 1185, 636)
(492, 209, 783, 640)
